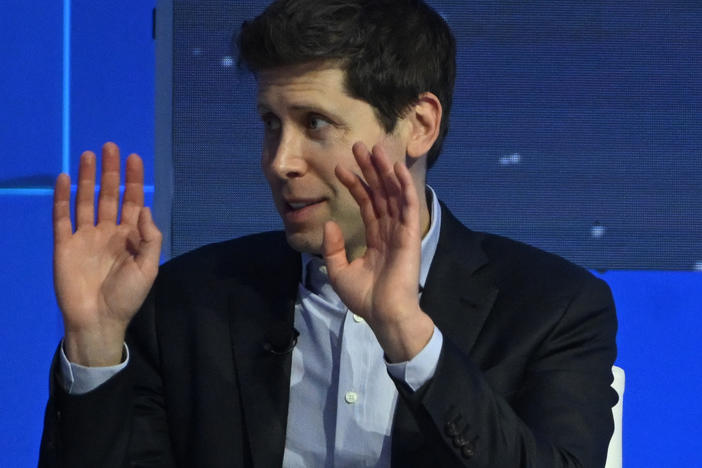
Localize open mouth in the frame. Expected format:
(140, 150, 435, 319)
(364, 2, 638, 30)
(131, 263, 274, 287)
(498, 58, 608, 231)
(286, 199, 324, 211)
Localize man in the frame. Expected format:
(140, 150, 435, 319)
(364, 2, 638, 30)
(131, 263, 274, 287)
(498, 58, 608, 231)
(40, 0, 618, 467)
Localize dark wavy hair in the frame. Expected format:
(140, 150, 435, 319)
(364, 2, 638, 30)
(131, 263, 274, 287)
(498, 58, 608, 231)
(237, 0, 456, 168)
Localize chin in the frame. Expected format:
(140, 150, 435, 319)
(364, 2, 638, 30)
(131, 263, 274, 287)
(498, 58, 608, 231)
(284, 230, 323, 255)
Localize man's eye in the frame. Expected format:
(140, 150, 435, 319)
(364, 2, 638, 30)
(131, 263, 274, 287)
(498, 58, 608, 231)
(307, 115, 331, 131)
(262, 115, 281, 131)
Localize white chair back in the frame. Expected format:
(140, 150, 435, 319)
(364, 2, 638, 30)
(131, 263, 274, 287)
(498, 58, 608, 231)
(605, 366, 625, 468)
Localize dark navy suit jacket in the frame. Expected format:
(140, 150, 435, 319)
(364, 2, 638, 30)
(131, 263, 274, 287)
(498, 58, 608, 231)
(40, 203, 618, 467)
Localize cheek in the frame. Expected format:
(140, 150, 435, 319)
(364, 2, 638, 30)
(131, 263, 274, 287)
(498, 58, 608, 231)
(307, 145, 345, 175)
(333, 189, 363, 223)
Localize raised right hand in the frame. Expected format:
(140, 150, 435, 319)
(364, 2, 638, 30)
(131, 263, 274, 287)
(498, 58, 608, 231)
(53, 142, 162, 366)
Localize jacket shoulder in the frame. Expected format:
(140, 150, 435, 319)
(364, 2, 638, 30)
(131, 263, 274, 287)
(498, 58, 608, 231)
(439, 203, 599, 293)
(157, 231, 296, 282)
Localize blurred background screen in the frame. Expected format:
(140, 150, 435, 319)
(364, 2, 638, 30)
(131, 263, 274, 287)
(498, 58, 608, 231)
(164, 0, 702, 270)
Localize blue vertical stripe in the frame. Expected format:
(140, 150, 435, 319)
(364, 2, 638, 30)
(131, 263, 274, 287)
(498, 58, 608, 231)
(62, 0, 71, 175)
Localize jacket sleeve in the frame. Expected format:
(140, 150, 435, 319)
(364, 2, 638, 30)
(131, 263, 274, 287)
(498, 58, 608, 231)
(38, 291, 175, 468)
(394, 275, 618, 468)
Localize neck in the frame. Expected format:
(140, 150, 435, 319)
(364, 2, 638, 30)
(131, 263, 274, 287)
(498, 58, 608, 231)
(413, 164, 430, 238)
(418, 185, 431, 239)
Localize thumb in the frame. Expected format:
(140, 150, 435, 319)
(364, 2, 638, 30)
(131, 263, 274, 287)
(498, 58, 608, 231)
(135, 207, 162, 278)
(322, 221, 348, 278)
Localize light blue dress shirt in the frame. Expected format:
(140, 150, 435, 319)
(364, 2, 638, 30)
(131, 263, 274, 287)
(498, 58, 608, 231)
(59, 187, 444, 468)
(282, 187, 443, 468)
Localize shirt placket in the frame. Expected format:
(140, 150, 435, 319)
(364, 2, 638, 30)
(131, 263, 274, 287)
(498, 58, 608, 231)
(334, 310, 395, 467)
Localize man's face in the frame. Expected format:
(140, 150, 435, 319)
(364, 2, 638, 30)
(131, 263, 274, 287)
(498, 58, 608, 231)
(257, 64, 408, 258)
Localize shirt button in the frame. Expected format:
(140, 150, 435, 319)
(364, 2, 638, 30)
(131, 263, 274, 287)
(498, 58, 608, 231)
(352, 314, 365, 323)
(344, 391, 358, 404)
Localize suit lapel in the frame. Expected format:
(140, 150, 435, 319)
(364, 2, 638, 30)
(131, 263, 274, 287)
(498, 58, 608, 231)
(229, 245, 300, 468)
(392, 204, 499, 465)
(420, 204, 498, 356)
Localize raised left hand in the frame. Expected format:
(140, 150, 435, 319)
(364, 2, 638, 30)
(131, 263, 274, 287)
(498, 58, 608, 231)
(322, 142, 434, 362)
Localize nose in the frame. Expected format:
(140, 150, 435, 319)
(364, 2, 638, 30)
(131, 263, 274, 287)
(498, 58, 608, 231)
(265, 128, 307, 180)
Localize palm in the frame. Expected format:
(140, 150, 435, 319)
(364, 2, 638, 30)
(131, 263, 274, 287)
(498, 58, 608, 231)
(53, 143, 161, 364)
(54, 224, 155, 329)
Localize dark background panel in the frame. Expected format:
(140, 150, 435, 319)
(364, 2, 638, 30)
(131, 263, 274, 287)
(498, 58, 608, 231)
(170, 0, 280, 256)
(436, 0, 702, 270)
(168, 0, 702, 269)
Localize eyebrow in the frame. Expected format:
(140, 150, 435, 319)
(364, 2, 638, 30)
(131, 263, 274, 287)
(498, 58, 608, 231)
(256, 102, 345, 122)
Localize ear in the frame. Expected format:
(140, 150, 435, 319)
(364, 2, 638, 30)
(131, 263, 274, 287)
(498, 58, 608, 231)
(405, 92, 442, 161)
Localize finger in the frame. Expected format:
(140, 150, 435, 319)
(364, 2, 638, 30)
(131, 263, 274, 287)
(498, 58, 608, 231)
(395, 161, 419, 228)
(335, 164, 378, 232)
(120, 153, 145, 226)
(53, 173, 73, 244)
(97, 142, 121, 224)
(370, 144, 403, 218)
(134, 207, 162, 280)
(352, 142, 388, 217)
(75, 151, 96, 228)
(322, 220, 349, 280)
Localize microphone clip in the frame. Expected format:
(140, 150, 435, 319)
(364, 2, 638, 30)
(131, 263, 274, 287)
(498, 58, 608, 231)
(263, 323, 300, 355)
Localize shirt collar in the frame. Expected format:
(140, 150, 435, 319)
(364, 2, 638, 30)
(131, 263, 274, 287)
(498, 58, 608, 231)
(419, 185, 441, 290)
(301, 185, 442, 292)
